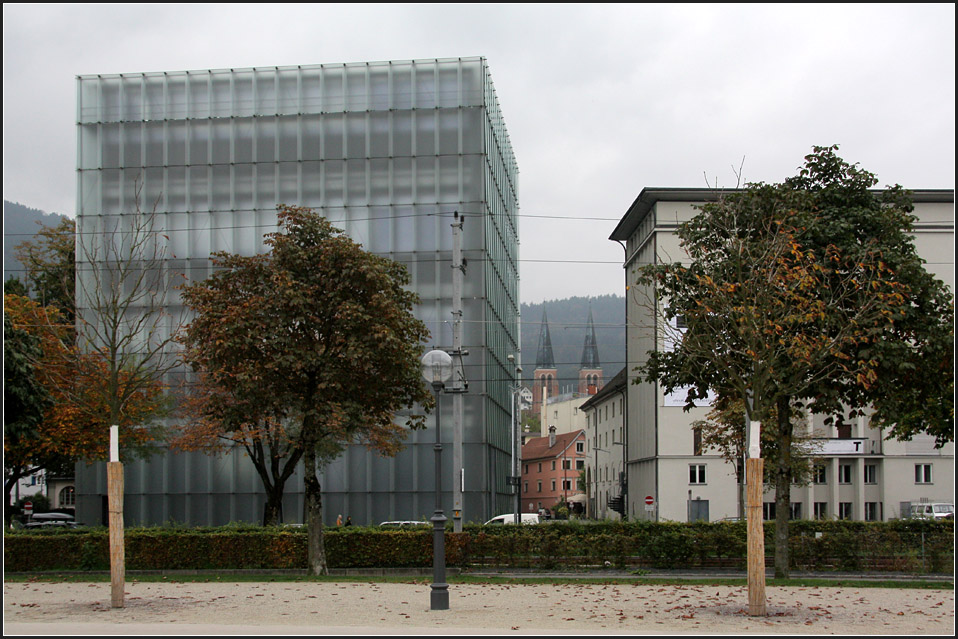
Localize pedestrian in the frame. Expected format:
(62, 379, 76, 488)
(336, 514, 343, 526)
(345, 516, 352, 526)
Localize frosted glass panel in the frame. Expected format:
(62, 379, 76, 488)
(76, 58, 520, 527)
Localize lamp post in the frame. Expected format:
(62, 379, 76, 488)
(507, 355, 522, 524)
(421, 349, 452, 611)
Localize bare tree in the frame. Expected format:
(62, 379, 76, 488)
(72, 177, 182, 454)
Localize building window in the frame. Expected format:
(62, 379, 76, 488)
(814, 502, 827, 520)
(537, 463, 542, 473)
(864, 502, 880, 521)
(523, 481, 528, 494)
(763, 502, 775, 521)
(551, 461, 556, 471)
(813, 464, 826, 484)
(838, 464, 852, 484)
(524, 464, 528, 474)
(838, 502, 853, 520)
(693, 427, 702, 456)
(790, 503, 802, 520)
(562, 459, 571, 470)
(576, 442, 584, 453)
(689, 464, 706, 484)
(59, 486, 76, 507)
(551, 480, 556, 491)
(864, 464, 877, 484)
(837, 423, 852, 438)
(576, 459, 584, 470)
(915, 464, 932, 484)
(537, 481, 542, 492)
(562, 479, 572, 490)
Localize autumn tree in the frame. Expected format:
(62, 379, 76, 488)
(180, 205, 433, 574)
(4, 295, 166, 508)
(692, 397, 821, 519)
(635, 146, 954, 577)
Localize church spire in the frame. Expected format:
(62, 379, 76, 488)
(578, 306, 603, 395)
(535, 309, 555, 369)
(580, 307, 600, 369)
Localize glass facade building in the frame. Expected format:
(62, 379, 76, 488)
(74, 57, 519, 525)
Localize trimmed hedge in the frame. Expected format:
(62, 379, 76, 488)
(5, 519, 952, 574)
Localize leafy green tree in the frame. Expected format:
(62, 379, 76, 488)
(4, 277, 29, 297)
(4, 311, 52, 509)
(180, 205, 433, 574)
(15, 218, 76, 320)
(635, 146, 953, 577)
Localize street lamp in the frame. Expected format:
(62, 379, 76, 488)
(507, 354, 522, 524)
(421, 349, 452, 611)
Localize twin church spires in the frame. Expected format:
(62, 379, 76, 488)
(531, 308, 604, 415)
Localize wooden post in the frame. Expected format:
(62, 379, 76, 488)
(108, 425, 125, 609)
(746, 457, 766, 617)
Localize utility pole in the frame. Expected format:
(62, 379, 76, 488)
(450, 212, 467, 533)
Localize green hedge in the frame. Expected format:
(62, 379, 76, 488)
(5, 519, 952, 574)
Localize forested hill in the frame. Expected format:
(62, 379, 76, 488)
(519, 294, 625, 390)
(3, 200, 71, 283)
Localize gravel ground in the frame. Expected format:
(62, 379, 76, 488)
(3, 579, 955, 635)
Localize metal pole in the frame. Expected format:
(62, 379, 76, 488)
(510, 377, 517, 524)
(451, 212, 464, 533)
(431, 383, 449, 611)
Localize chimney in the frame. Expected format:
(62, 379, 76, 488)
(548, 425, 556, 448)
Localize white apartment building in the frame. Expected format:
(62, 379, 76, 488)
(609, 188, 954, 522)
(580, 367, 627, 520)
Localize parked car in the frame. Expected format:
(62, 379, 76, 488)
(378, 520, 429, 529)
(24, 512, 81, 529)
(484, 513, 540, 525)
(909, 503, 954, 520)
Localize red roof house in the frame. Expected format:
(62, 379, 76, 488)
(521, 427, 587, 516)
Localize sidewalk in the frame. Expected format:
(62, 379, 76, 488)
(5, 573, 954, 635)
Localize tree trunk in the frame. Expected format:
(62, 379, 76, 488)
(774, 395, 792, 579)
(303, 443, 328, 576)
(263, 487, 284, 527)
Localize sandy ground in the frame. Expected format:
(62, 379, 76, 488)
(3, 579, 954, 635)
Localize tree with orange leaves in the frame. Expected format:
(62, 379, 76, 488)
(179, 205, 432, 574)
(4, 294, 167, 508)
(635, 146, 953, 578)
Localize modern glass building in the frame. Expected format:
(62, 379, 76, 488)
(74, 57, 520, 526)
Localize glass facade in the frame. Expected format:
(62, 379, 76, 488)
(75, 58, 519, 525)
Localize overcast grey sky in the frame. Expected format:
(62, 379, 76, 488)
(3, 3, 954, 304)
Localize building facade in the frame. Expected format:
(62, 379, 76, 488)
(580, 367, 627, 520)
(609, 188, 954, 523)
(74, 57, 519, 526)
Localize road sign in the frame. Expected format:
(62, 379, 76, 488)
(24, 501, 33, 516)
(644, 495, 654, 506)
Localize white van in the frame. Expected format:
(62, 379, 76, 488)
(909, 503, 954, 520)
(484, 513, 539, 525)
